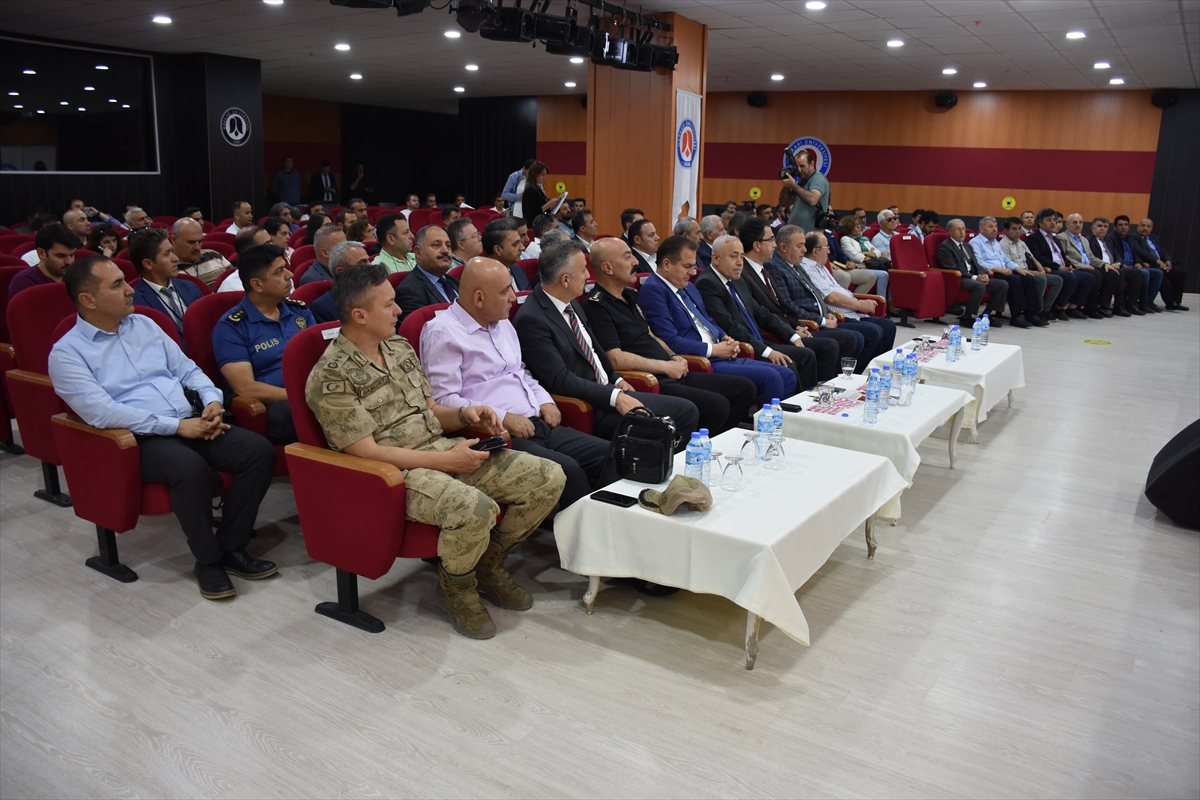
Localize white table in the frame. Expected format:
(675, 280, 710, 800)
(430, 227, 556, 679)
(868, 342, 1025, 442)
(765, 376, 973, 519)
(552, 428, 907, 669)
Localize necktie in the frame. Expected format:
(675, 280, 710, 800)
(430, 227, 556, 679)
(676, 288, 721, 340)
(728, 280, 761, 340)
(161, 285, 185, 328)
(564, 305, 603, 382)
(438, 276, 457, 301)
(760, 267, 779, 302)
(1047, 233, 1063, 260)
(1123, 239, 1135, 264)
(794, 264, 828, 317)
(1072, 234, 1090, 265)
(1146, 238, 1160, 258)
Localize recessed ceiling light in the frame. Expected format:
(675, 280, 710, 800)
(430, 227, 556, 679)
(152, 15, 172, 24)
(350, 73, 362, 80)
(465, 64, 478, 71)
(564, 81, 577, 88)
(444, 30, 461, 38)
(121, 104, 130, 108)
(84, 86, 95, 91)
(7, 92, 17, 96)
(771, 73, 784, 81)
(1110, 77, 1125, 85)
(973, 81, 987, 88)
(109, 98, 117, 102)
(1094, 61, 1110, 69)
(335, 43, 350, 51)
(13, 104, 22, 109)
(806, 1, 826, 8)
(570, 57, 585, 64)
(264, 0, 284, 4)
(1066, 31, 1086, 39)
(22, 69, 36, 75)
(887, 39, 904, 48)
(943, 68, 957, 75)
(59, 101, 68, 105)
(454, 86, 465, 92)
(95, 65, 108, 70)
(36, 109, 44, 114)
(78, 107, 85, 111)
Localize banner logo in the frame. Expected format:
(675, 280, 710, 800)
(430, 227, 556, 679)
(220, 107, 251, 147)
(676, 118, 697, 169)
(784, 136, 831, 175)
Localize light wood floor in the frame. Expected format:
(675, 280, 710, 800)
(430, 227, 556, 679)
(2, 299, 1198, 800)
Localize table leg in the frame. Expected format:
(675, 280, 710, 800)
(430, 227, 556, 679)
(583, 576, 603, 615)
(969, 388, 982, 444)
(948, 406, 966, 468)
(745, 610, 762, 670)
(1007, 389, 1014, 409)
(865, 512, 879, 559)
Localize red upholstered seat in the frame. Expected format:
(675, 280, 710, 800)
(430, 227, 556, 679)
(447, 264, 465, 281)
(0, 254, 27, 267)
(203, 232, 236, 247)
(282, 322, 438, 633)
(12, 240, 37, 259)
(174, 273, 212, 296)
(923, 230, 992, 310)
(291, 244, 316, 264)
(387, 271, 408, 290)
(203, 241, 236, 261)
(0, 234, 34, 254)
(289, 228, 308, 248)
(151, 215, 178, 226)
(887, 234, 948, 327)
(465, 209, 493, 230)
(113, 259, 138, 283)
(0, 266, 25, 453)
(289, 279, 331, 305)
(514, 258, 539, 287)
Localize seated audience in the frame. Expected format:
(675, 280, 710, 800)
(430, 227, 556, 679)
(225, 201, 253, 235)
(310, 240, 371, 323)
(620, 208, 644, 243)
(19, 213, 63, 265)
(1132, 217, 1188, 311)
(554, 201, 574, 236)
(87, 224, 121, 258)
(1000, 217, 1066, 319)
(969, 216, 1049, 327)
(264, 217, 294, 255)
(372, 213, 416, 274)
(913, 210, 939, 242)
(268, 202, 299, 230)
(799, 233, 897, 368)
(396, 225, 458, 314)
(908, 210, 925, 240)
(520, 214, 557, 261)
(491, 195, 507, 215)
(628, 219, 661, 272)
(302, 203, 324, 222)
(673, 217, 701, 246)
(481, 219, 530, 291)
(303, 212, 330, 245)
(68, 198, 115, 226)
(571, 198, 587, 214)
(513, 240, 700, 444)
(346, 218, 376, 246)
(173, 218, 231, 285)
(296, 224, 346, 287)
(346, 198, 367, 219)
(1025, 208, 1091, 319)
(638, 235, 798, 404)
(129, 228, 203, 340)
(307, 262, 564, 638)
(1058, 213, 1118, 319)
(455, 194, 473, 210)
(572, 209, 598, 251)
(447, 217, 482, 270)
(336, 208, 358, 235)
(697, 215, 725, 270)
(217, 226, 272, 293)
(870, 209, 899, 257)
(837, 215, 890, 300)
(1111, 215, 1162, 313)
(124, 207, 150, 231)
(212, 244, 314, 445)
(7, 223, 77, 300)
(440, 205, 461, 226)
(425, 193, 439, 208)
(1020, 210, 1037, 236)
(400, 194, 420, 220)
(49, 256, 276, 600)
(938, 219, 1011, 327)
(423, 257, 616, 509)
(62, 209, 91, 248)
(1087, 217, 1144, 316)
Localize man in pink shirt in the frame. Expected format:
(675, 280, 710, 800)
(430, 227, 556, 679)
(421, 257, 617, 508)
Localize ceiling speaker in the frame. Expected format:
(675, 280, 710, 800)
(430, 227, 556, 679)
(935, 92, 958, 109)
(747, 93, 768, 107)
(1151, 91, 1179, 109)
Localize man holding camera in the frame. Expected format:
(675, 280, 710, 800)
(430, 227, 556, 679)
(782, 150, 830, 234)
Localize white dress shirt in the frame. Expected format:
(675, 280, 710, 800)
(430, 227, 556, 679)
(741, 256, 801, 348)
(634, 248, 658, 270)
(544, 291, 620, 408)
(655, 272, 715, 356)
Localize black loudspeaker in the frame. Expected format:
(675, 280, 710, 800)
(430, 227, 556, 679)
(747, 93, 768, 107)
(1145, 419, 1200, 529)
(580, 95, 587, 109)
(1151, 91, 1179, 109)
(935, 92, 958, 109)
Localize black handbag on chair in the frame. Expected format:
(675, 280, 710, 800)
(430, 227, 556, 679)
(602, 407, 677, 484)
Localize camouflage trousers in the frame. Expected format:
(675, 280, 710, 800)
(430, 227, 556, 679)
(403, 438, 566, 575)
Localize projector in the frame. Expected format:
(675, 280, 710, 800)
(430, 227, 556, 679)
(478, 6, 535, 42)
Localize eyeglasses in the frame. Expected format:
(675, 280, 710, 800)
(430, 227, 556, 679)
(759, 236, 775, 243)
(813, 245, 830, 251)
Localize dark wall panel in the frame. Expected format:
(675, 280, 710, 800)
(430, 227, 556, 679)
(339, 104, 462, 207)
(204, 54, 264, 222)
(1146, 89, 1199, 293)
(458, 96, 537, 210)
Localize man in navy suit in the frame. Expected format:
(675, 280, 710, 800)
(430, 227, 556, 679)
(396, 225, 461, 316)
(482, 219, 531, 292)
(1025, 208, 1090, 319)
(1132, 217, 1189, 311)
(513, 240, 699, 446)
(638, 236, 796, 406)
(128, 228, 204, 347)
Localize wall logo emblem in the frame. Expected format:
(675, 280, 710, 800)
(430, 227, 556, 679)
(220, 107, 251, 147)
(676, 118, 697, 169)
(784, 136, 831, 176)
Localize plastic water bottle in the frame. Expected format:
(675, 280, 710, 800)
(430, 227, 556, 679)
(946, 326, 961, 362)
(698, 428, 712, 486)
(864, 369, 880, 424)
(903, 353, 919, 404)
(892, 348, 905, 375)
(684, 432, 705, 481)
(971, 318, 982, 351)
(770, 398, 783, 436)
(756, 405, 774, 461)
(878, 365, 892, 410)
(980, 313, 990, 347)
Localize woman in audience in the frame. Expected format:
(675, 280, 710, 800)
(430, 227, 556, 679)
(837, 215, 889, 298)
(520, 161, 559, 220)
(346, 219, 376, 244)
(264, 217, 294, 261)
(303, 212, 330, 245)
(87, 224, 121, 257)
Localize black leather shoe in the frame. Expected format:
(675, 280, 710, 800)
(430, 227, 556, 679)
(988, 317, 1003, 328)
(1128, 306, 1145, 316)
(958, 315, 975, 328)
(1087, 311, 1105, 319)
(1176, 304, 1189, 311)
(622, 578, 681, 597)
(1146, 303, 1163, 313)
(1113, 308, 1131, 317)
(1067, 308, 1087, 319)
(1101, 309, 1114, 318)
(1010, 317, 1032, 328)
(218, 548, 278, 580)
(194, 562, 236, 600)
(947, 305, 965, 317)
(1055, 309, 1070, 321)
(1030, 315, 1050, 327)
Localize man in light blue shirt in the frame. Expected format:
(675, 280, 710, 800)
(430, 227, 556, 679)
(969, 216, 1045, 328)
(870, 209, 898, 257)
(49, 255, 278, 601)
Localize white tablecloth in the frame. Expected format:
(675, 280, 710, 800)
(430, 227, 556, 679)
(552, 428, 907, 646)
(765, 377, 972, 518)
(869, 342, 1024, 426)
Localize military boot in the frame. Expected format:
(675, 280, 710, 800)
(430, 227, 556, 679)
(436, 567, 496, 639)
(474, 541, 533, 611)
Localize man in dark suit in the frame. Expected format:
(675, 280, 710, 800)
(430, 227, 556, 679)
(696, 215, 724, 271)
(696, 235, 819, 390)
(308, 160, 338, 205)
(512, 240, 699, 445)
(1025, 208, 1090, 319)
(619, 208, 643, 244)
(628, 219, 660, 274)
(396, 225, 460, 315)
(936, 218, 1008, 327)
(482, 220, 531, 292)
(1132, 217, 1189, 311)
(736, 218, 854, 382)
(128, 228, 204, 347)
(1087, 217, 1143, 316)
(1110, 215, 1163, 313)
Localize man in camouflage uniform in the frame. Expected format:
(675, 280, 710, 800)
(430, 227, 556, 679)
(305, 262, 565, 640)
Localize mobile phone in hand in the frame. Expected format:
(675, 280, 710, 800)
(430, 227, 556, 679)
(469, 436, 506, 452)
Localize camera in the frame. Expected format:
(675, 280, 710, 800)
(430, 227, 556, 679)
(778, 147, 801, 181)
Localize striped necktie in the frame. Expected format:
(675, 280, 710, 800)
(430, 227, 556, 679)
(565, 305, 603, 382)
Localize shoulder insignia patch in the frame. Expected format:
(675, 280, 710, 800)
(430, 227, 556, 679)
(226, 309, 247, 323)
(325, 353, 347, 370)
(398, 356, 419, 373)
(295, 316, 307, 329)
(347, 366, 370, 385)
(285, 298, 307, 308)
(350, 351, 371, 368)
(322, 380, 347, 394)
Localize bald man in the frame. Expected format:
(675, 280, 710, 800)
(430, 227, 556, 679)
(420, 257, 617, 508)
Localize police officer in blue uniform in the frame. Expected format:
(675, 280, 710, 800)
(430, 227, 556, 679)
(212, 244, 315, 444)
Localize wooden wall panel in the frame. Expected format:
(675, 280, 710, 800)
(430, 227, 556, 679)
(705, 90, 1162, 151)
(536, 95, 586, 142)
(262, 94, 340, 199)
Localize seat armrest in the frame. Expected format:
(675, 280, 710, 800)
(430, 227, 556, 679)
(52, 412, 137, 448)
(614, 370, 659, 393)
(853, 293, 887, 317)
(52, 412, 143, 533)
(551, 394, 593, 435)
(231, 394, 269, 435)
(682, 355, 712, 373)
(739, 342, 755, 357)
(931, 268, 962, 277)
(799, 320, 819, 331)
(283, 442, 405, 486)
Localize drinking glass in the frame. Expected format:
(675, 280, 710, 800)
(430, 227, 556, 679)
(841, 357, 856, 379)
(764, 436, 786, 470)
(710, 450, 723, 472)
(720, 456, 744, 491)
(740, 431, 760, 467)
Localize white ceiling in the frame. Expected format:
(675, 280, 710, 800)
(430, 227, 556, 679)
(2, 0, 1196, 115)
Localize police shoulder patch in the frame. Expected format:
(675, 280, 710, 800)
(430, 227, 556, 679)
(586, 289, 602, 302)
(284, 298, 307, 308)
(226, 309, 247, 323)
